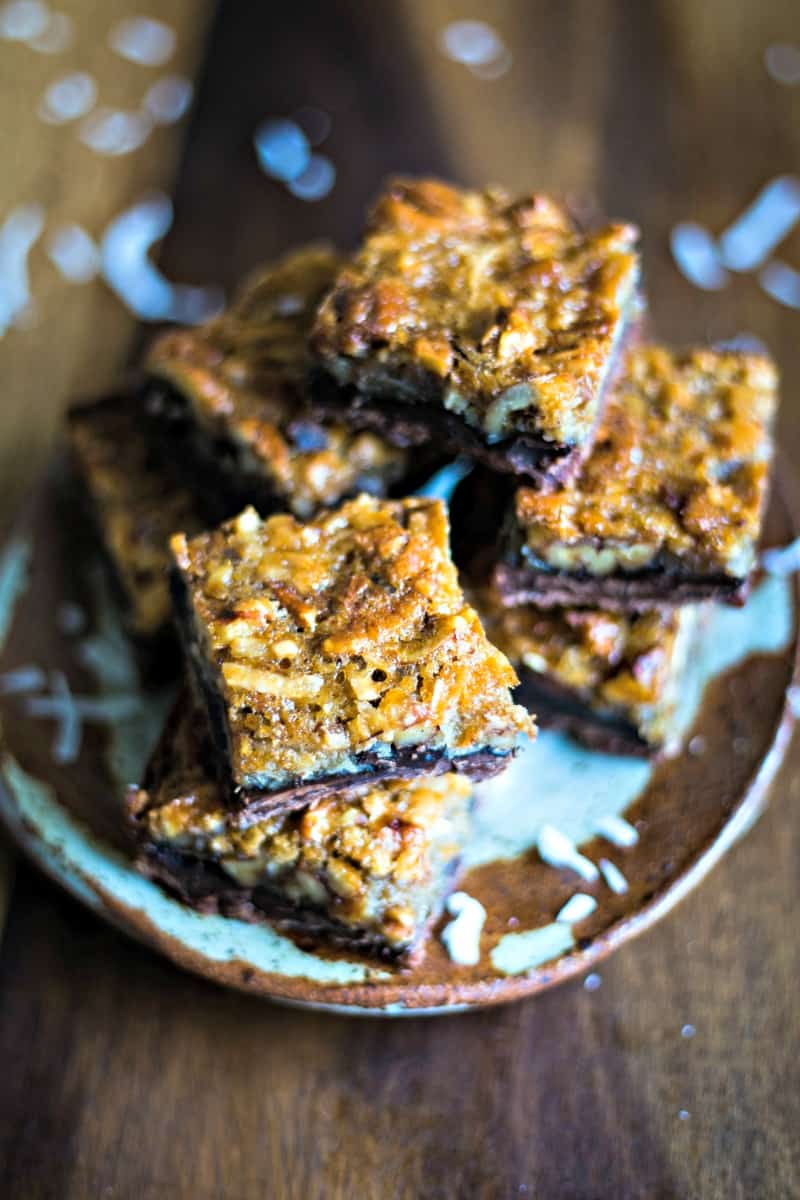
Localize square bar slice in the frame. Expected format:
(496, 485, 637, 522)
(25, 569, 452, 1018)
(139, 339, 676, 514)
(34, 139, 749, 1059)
(169, 495, 534, 808)
(127, 700, 473, 960)
(494, 346, 779, 610)
(481, 588, 701, 757)
(311, 178, 640, 485)
(145, 245, 412, 519)
(67, 392, 207, 640)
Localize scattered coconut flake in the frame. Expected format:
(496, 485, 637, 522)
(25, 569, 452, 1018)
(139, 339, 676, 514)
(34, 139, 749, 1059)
(0, 203, 45, 336)
(414, 457, 473, 502)
(57, 602, 86, 634)
(0, 0, 48, 41)
(583, 972, 602, 992)
(718, 176, 800, 271)
(439, 19, 504, 66)
(761, 537, 800, 576)
(670, 222, 728, 291)
(142, 75, 193, 125)
(759, 259, 800, 310)
(681, 1023, 696, 1039)
(0, 664, 45, 693)
(555, 893, 597, 924)
(29, 670, 80, 763)
(594, 813, 639, 848)
(38, 71, 96, 124)
(764, 43, 800, 86)
(100, 194, 224, 323)
(254, 118, 310, 183)
(786, 684, 800, 718)
(599, 858, 628, 895)
(28, 8, 71, 52)
(24, 672, 143, 764)
(79, 107, 153, 156)
(47, 224, 99, 283)
(108, 16, 175, 67)
(678, 1109, 690, 1121)
(687, 735, 707, 757)
(287, 154, 336, 201)
(440, 891, 487, 965)
(537, 824, 599, 882)
(292, 105, 331, 147)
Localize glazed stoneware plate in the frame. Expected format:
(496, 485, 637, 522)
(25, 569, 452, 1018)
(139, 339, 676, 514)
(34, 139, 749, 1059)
(0, 458, 798, 1015)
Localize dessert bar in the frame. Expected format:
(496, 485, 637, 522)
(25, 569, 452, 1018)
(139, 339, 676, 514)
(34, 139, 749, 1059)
(128, 702, 473, 959)
(67, 392, 207, 640)
(494, 347, 778, 610)
(146, 245, 411, 519)
(312, 178, 640, 485)
(169, 495, 534, 807)
(481, 589, 701, 756)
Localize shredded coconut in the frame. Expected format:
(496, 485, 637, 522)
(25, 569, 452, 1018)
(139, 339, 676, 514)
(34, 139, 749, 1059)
(555, 893, 597, 924)
(719, 176, 800, 271)
(537, 824, 599, 881)
(599, 858, 628, 895)
(440, 891, 487, 965)
(594, 813, 639, 847)
(670, 222, 728, 291)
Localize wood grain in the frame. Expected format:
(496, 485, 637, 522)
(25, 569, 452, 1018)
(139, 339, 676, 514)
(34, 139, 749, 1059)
(1, 1, 800, 1196)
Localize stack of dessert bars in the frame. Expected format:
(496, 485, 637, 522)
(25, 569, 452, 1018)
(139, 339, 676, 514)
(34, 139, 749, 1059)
(67, 178, 779, 959)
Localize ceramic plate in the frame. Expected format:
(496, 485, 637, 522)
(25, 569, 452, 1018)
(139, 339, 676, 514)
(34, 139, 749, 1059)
(0, 458, 797, 1014)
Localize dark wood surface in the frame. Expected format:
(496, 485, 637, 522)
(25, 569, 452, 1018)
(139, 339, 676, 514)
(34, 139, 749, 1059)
(2, 1, 800, 1196)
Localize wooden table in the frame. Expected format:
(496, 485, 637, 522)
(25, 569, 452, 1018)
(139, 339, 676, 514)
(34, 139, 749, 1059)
(1, 2, 799, 1195)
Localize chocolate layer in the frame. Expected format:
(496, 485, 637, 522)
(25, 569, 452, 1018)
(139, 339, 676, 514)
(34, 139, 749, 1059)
(493, 560, 748, 611)
(310, 375, 586, 487)
(228, 745, 511, 818)
(134, 842, 464, 961)
(514, 668, 652, 757)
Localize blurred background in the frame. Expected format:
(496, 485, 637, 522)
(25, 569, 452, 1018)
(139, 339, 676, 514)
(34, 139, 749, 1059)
(1, 0, 799, 524)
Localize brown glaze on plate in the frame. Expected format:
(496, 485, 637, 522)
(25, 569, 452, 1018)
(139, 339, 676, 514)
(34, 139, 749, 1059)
(0, 456, 797, 1014)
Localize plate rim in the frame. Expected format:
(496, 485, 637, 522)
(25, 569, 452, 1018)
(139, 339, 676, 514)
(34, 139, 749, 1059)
(0, 460, 798, 1014)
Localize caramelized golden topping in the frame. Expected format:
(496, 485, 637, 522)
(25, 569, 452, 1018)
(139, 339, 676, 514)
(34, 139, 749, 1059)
(514, 347, 778, 579)
(313, 178, 639, 444)
(67, 398, 203, 636)
(171, 496, 533, 788)
(147, 245, 407, 517)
